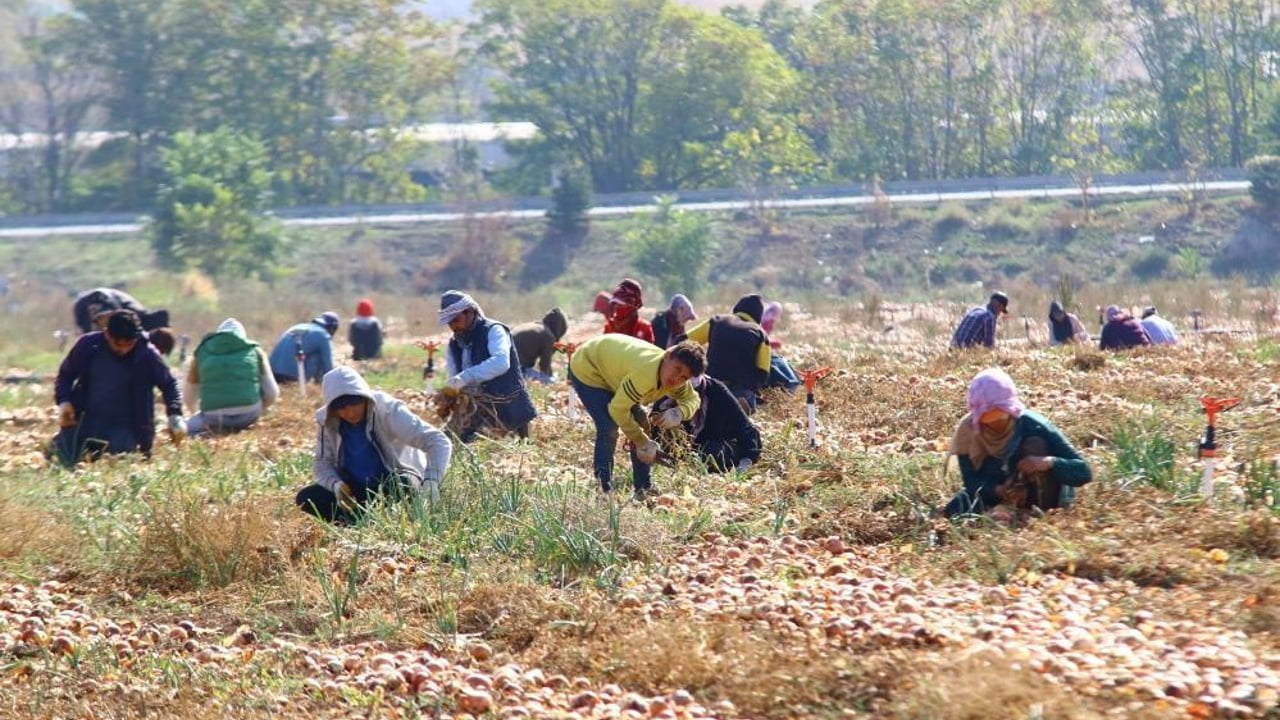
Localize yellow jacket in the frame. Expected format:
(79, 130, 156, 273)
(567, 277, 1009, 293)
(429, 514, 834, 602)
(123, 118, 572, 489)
(569, 334, 701, 444)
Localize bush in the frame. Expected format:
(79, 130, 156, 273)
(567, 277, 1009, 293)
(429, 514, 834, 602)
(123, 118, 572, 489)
(625, 196, 717, 296)
(546, 170, 592, 235)
(1129, 246, 1171, 280)
(1246, 155, 1280, 215)
(933, 203, 971, 238)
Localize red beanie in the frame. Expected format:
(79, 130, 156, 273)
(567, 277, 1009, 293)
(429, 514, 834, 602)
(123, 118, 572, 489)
(356, 298, 374, 317)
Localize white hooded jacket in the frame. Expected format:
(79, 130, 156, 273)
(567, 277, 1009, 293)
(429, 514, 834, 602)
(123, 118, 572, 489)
(314, 366, 452, 497)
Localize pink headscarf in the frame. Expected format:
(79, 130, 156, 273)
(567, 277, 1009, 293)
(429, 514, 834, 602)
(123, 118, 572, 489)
(966, 368, 1024, 429)
(761, 301, 783, 335)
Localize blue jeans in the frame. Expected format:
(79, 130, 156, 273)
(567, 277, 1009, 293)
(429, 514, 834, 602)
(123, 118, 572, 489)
(568, 370, 650, 492)
(767, 353, 801, 390)
(187, 408, 261, 436)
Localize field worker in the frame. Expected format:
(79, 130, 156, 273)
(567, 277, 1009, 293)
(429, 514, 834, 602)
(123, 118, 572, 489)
(568, 335, 704, 499)
(684, 293, 772, 414)
(654, 375, 762, 473)
(51, 310, 185, 466)
(1099, 305, 1151, 351)
(951, 291, 1009, 349)
(512, 306, 569, 383)
(651, 294, 697, 349)
(603, 278, 655, 344)
(184, 318, 279, 436)
(438, 290, 537, 442)
(72, 286, 170, 335)
(295, 366, 453, 524)
(268, 311, 339, 383)
(349, 298, 384, 360)
(943, 368, 1092, 519)
(761, 300, 801, 390)
(1140, 306, 1180, 346)
(1048, 301, 1090, 346)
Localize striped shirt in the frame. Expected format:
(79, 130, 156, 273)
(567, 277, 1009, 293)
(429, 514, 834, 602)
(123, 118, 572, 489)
(951, 307, 998, 349)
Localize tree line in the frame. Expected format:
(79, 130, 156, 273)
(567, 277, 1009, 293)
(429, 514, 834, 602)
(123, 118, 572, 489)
(0, 0, 1277, 216)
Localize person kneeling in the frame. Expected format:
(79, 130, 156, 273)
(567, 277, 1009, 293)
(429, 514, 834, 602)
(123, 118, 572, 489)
(296, 367, 452, 525)
(654, 375, 761, 473)
(943, 368, 1092, 519)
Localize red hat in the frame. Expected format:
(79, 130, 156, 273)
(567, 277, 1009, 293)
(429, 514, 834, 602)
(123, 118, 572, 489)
(610, 278, 643, 309)
(356, 298, 374, 317)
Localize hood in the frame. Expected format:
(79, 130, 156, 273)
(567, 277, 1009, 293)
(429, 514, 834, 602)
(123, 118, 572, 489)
(542, 307, 568, 340)
(732, 294, 764, 324)
(356, 298, 375, 317)
(1049, 301, 1065, 317)
(218, 318, 246, 338)
(1104, 305, 1125, 323)
(317, 366, 376, 423)
(200, 328, 255, 355)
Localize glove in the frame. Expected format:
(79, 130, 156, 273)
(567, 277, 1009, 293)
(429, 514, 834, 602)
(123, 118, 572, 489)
(334, 481, 357, 512)
(58, 402, 77, 428)
(167, 415, 187, 444)
(735, 458, 754, 473)
(445, 375, 467, 392)
(653, 407, 684, 430)
(635, 439, 660, 464)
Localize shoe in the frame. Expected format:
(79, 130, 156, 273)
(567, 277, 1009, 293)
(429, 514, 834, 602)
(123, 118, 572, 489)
(631, 486, 659, 503)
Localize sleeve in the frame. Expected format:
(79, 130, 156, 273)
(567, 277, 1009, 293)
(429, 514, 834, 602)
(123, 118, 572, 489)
(149, 350, 183, 417)
(347, 323, 356, 349)
(1043, 426, 1093, 487)
(1047, 322, 1061, 346)
(458, 325, 512, 385)
(719, 384, 761, 461)
(950, 456, 1002, 514)
(313, 424, 344, 492)
(445, 341, 459, 378)
(755, 340, 772, 373)
(386, 400, 453, 485)
(669, 380, 701, 422)
(609, 373, 651, 445)
(537, 334, 555, 377)
(258, 349, 280, 408)
(983, 313, 997, 348)
(315, 332, 334, 376)
(54, 337, 89, 406)
(684, 319, 711, 345)
(1071, 316, 1090, 342)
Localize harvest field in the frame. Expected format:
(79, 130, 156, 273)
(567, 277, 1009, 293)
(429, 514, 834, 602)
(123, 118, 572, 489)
(1, 301, 1278, 719)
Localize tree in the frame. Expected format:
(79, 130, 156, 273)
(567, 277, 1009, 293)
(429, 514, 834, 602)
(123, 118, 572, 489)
(150, 129, 285, 279)
(625, 196, 716, 296)
(546, 169, 592, 236)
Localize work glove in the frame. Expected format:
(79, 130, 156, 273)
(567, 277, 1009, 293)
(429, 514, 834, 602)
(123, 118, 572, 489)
(653, 407, 685, 430)
(334, 481, 357, 513)
(445, 375, 468, 392)
(734, 458, 754, 473)
(635, 439, 660, 465)
(57, 402, 77, 428)
(166, 415, 187, 444)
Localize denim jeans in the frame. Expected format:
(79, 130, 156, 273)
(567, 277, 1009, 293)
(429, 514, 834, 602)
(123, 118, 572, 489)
(767, 353, 801, 389)
(187, 408, 261, 436)
(568, 369, 650, 492)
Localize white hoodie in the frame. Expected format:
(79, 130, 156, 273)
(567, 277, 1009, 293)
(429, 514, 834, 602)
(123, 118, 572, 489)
(314, 366, 452, 499)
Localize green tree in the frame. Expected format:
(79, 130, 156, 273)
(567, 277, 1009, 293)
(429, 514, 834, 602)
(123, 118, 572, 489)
(546, 169, 592, 235)
(625, 196, 716, 296)
(150, 129, 285, 279)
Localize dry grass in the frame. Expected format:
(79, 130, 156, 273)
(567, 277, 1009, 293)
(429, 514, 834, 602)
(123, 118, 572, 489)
(0, 493, 77, 562)
(893, 651, 1105, 720)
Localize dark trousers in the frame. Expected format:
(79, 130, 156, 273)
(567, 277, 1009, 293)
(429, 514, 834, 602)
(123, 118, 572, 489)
(295, 473, 413, 525)
(568, 370, 650, 493)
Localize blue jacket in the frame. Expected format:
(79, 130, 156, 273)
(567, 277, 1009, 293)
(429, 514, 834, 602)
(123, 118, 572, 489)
(447, 316, 537, 429)
(54, 332, 182, 455)
(269, 322, 334, 381)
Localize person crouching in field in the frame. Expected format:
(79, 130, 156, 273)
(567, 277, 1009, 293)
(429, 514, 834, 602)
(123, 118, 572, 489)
(1099, 305, 1151, 351)
(51, 310, 185, 466)
(184, 318, 279, 436)
(512, 306, 569, 383)
(349, 298, 385, 360)
(295, 366, 452, 525)
(568, 335, 704, 500)
(653, 374, 762, 474)
(943, 368, 1092, 520)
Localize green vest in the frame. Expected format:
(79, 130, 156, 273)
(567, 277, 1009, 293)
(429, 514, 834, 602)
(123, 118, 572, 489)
(195, 331, 262, 411)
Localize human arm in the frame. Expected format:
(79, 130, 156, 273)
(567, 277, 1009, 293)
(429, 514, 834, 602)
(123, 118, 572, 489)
(754, 340, 772, 374)
(1027, 422, 1093, 487)
(147, 347, 183, 418)
(537, 335, 555, 377)
(384, 399, 453, 485)
(684, 319, 710, 345)
(54, 335, 91, 407)
(313, 331, 334, 376)
(455, 325, 513, 385)
(312, 425, 345, 493)
(982, 312, 997, 348)
(1071, 316, 1090, 342)
(258, 349, 279, 408)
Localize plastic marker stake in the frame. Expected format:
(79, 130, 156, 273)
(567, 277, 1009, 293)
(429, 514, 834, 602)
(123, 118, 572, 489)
(1197, 395, 1240, 498)
(554, 342, 580, 420)
(417, 340, 442, 381)
(292, 330, 307, 398)
(799, 368, 833, 448)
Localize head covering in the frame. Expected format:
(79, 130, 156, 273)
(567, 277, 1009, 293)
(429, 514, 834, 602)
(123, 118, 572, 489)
(951, 367, 1025, 466)
(732, 294, 765, 324)
(1049, 302, 1073, 343)
(217, 318, 246, 338)
(610, 279, 643, 309)
(1104, 305, 1124, 323)
(439, 290, 481, 326)
(761, 301, 783, 334)
(106, 310, 142, 340)
(669, 294, 696, 325)
(1142, 306, 1157, 319)
(593, 291, 612, 315)
(313, 311, 340, 333)
(356, 298, 375, 317)
(989, 291, 1010, 315)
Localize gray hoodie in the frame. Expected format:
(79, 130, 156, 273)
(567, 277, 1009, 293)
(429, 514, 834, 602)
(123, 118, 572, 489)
(313, 366, 452, 499)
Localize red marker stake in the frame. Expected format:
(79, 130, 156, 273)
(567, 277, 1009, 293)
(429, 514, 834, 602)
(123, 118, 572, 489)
(1197, 395, 1240, 499)
(417, 340, 442, 381)
(799, 368, 833, 448)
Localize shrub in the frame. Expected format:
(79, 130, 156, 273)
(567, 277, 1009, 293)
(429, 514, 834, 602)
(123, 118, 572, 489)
(1129, 246, 1172, 280)
(625, 196, 717, 296)
(1246, 155, 1280, 215)
(546, 169, 591, 235)
(933, 203, 971, 238)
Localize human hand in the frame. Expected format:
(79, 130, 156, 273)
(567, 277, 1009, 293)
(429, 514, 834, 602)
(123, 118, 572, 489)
(334, 481, 357, 512)
(734, 458, 753, 473)
(635, 440, 660, 464)
(653, 407, 684, 430)
(167, 415, 187, 444)
(445, 375, 467, 392)
(1017, 456, 1054, 474)
(58, 402, 77, 428)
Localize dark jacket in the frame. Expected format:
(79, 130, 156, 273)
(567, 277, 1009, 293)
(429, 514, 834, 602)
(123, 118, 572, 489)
(944, 410, 1092, 517)
(651, 311, 687, 349)
(448, 316, 537, 429)
(348, 317, 384, 361)
(512, 307, 568, 376)
(73, 288, 168, 333)
(1099, 316, 1151, 351)
(55, 332, 182, 455)
(706, 314, 768, 392)
(655, 376, 762, 471)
